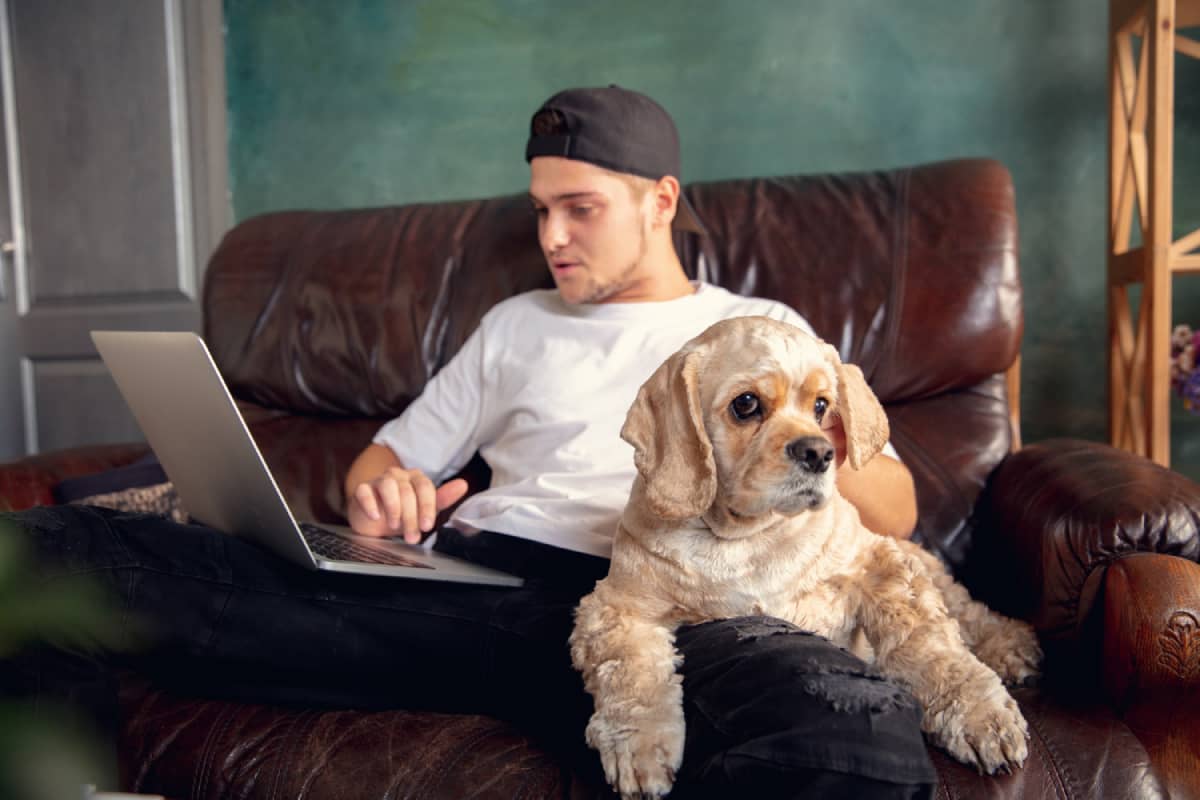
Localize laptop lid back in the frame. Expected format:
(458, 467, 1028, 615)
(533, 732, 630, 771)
(90, 330, 317, 568)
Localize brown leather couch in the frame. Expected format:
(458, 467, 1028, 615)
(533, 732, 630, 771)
(3, 158, 1199, 799)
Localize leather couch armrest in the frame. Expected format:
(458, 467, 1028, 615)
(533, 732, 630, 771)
(962, 438, 1200, 677)
(0, 443, 150, 511)
(1104, 552, 1200, 702)
(1102, 552, 1200, 799)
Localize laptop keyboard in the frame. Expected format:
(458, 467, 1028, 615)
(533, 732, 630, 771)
(299, 523, 433, 569)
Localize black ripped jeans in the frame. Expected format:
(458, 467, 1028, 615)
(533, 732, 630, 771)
(1, 505, 935, 799)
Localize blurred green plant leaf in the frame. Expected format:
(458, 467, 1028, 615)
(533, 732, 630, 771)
(0, 514, 140, 797)
(0, 703, 112, 800)
(0, 523, 134, 659)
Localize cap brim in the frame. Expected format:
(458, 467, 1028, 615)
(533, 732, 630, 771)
(673, 192, 707, 235)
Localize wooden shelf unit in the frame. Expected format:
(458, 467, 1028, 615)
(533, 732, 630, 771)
(1108, 0, 1200, 466)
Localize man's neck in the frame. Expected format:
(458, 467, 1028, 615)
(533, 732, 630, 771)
(606, 243, 695, 304)
(645, 258, 695, 302)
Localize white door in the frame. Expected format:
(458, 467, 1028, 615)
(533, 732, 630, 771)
(0, 0, 227, 460)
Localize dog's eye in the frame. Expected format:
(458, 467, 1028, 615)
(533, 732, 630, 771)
(730, 393, 761, 421)
(814, 397, 829, 421)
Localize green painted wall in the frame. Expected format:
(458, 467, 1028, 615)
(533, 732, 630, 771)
(224, 0, 1200, 478)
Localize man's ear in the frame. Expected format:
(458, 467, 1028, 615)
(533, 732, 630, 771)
(823, 344, 889, 470)
(652, 175, 681, 230)
(621, 346, 717, 519)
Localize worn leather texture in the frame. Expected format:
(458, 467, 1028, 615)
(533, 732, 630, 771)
(117, 677, 589, 800)
(3, 158, 1198, 799)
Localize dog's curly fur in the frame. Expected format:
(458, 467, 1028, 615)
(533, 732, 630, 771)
(569, 317, 1041, 799)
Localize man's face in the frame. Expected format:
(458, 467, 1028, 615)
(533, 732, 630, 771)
(528, 156, 654, 305)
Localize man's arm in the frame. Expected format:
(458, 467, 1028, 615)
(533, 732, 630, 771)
(836, 454, 917, 539)
(344, 443, 467, 542)
(822, 416, 917, 539)
(346, 322, 489, 541)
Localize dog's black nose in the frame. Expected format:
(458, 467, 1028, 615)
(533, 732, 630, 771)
(786, 436, 834, 473)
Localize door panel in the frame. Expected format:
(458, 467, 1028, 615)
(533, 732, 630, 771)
(14, 1, 184, 304)
(0, 0, 227, 461)
(28, 358, 145, 453)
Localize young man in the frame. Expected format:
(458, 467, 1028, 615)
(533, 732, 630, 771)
(2, 87, 934, 798)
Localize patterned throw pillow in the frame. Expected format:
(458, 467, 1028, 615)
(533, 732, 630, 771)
(73, 481, 189, 524)
(53, 455, 189, 523)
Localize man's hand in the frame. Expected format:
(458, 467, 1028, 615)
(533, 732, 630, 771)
(347, 467, 469, 542)
(343, 443, 469, 542)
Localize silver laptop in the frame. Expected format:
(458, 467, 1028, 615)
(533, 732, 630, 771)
(90, 330, 523, 587)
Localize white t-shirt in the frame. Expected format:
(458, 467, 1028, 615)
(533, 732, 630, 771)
(375, 282, 832, 557)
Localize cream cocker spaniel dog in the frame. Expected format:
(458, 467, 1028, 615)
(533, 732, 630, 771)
(570, 316, 1041, 799)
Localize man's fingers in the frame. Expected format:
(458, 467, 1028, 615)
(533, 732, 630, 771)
(353, 483, 381, 521)
(376, 477, 404, 530)
(393, 482, 418, 542)
(436, 478, 469, 511)
(410, 472, 438, 533)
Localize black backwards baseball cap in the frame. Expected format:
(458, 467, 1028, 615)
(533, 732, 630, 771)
(524, 85, 706, 234)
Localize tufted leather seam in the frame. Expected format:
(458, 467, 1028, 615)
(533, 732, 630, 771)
(269, 709, 320, 800)
(127, 694, 193, 792)
(1067, 560, 1117, 642)
(1024, 707, 1077, 799)
(875, 167, 910, 392)
(193, 702, 235, 800)
(888, 415, 969, 560)
(889, 419, 951, 505)
(422, 252, 459, 380)
(191, 705, 215, 800)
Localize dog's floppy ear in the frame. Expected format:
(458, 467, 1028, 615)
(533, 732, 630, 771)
(823, 344, 890, 470)
(621, 346, 717, 520)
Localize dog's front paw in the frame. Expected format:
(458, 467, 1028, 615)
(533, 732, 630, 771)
(586, 706, 685, 799)
(930, 680, 1029, 774)
(972, 619, 1042, 686)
